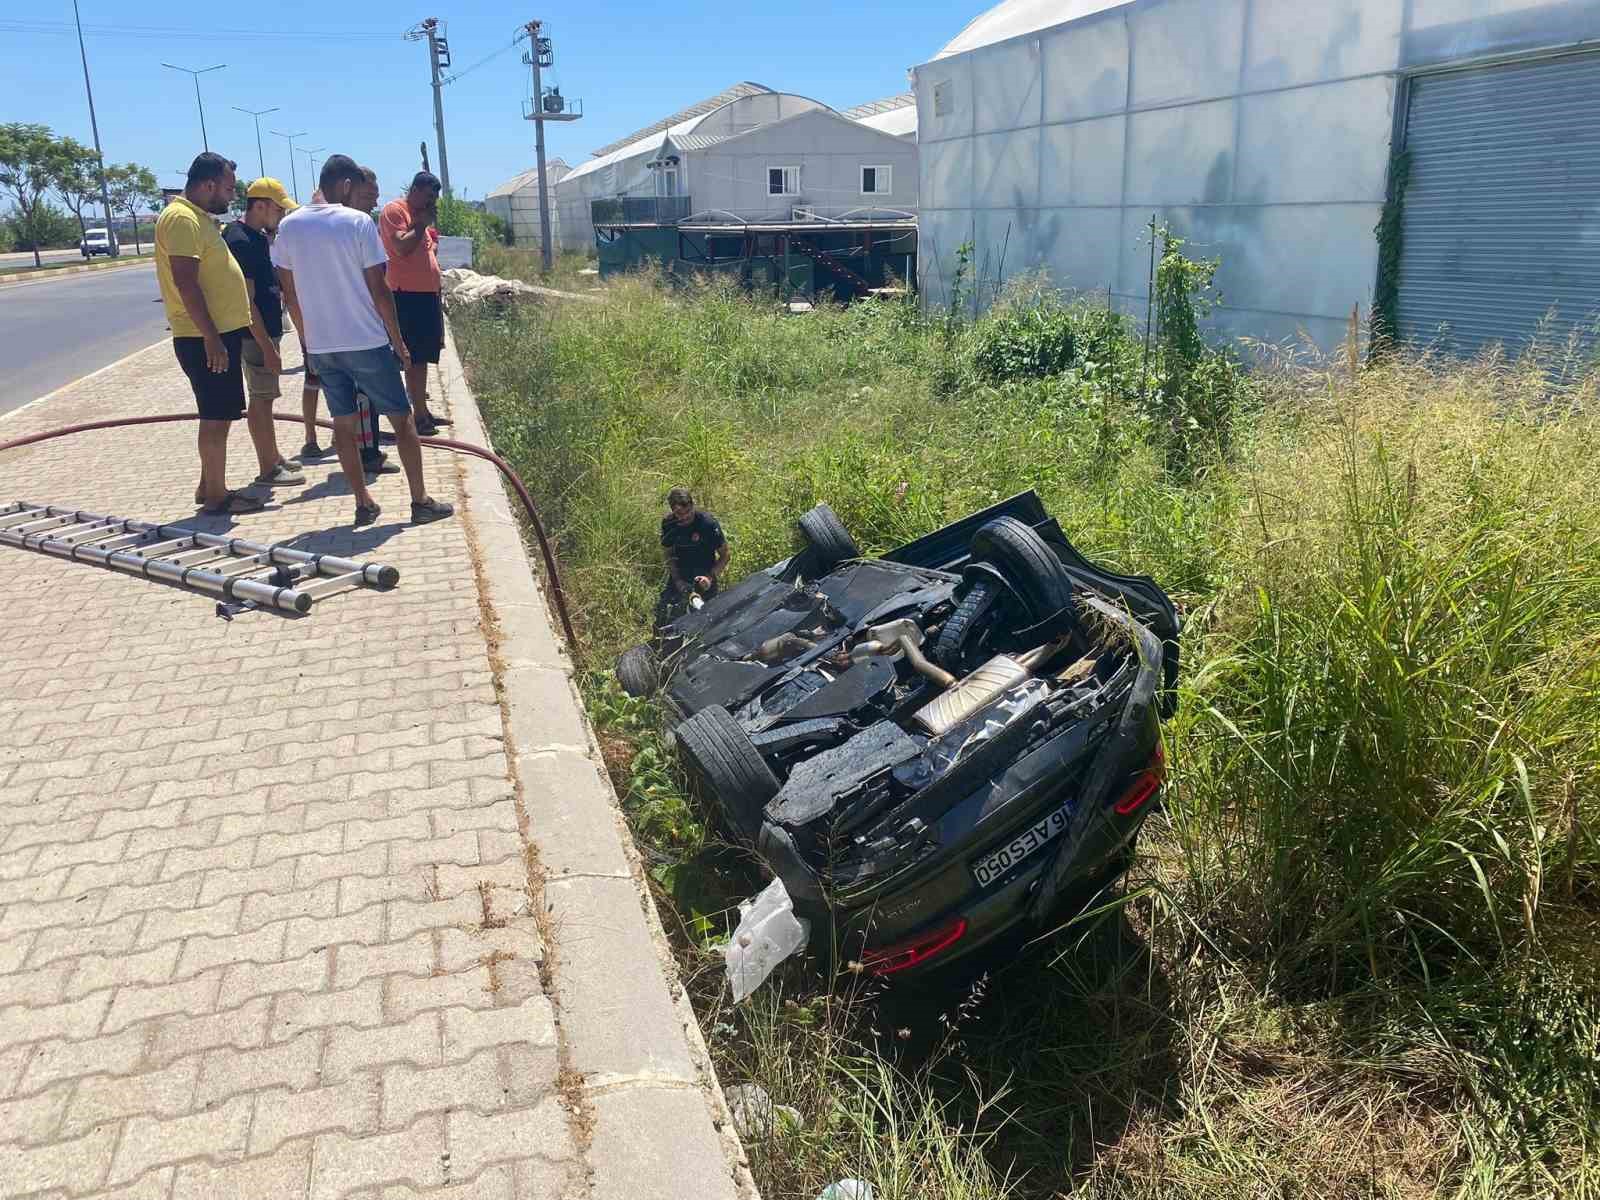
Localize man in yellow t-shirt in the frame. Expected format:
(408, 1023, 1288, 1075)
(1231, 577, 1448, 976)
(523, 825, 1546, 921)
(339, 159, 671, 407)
(157, 152, 300, 515)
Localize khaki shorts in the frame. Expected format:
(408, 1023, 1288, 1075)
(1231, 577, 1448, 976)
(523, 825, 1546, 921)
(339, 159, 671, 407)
(241, 335, 281, 404)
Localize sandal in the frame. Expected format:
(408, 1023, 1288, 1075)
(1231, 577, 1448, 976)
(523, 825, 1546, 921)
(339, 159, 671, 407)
(203, 490, 266, 516)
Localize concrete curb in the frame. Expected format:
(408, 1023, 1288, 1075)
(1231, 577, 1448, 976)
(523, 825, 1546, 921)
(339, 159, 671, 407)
(0, 254, 154, 287)
(437, 335, 760, 1200)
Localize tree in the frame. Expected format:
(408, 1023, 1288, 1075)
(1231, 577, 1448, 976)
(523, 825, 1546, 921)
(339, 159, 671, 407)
(53, 136, 106, 246)
(0, 123, 74, 268)
(106, 163, 159, 255)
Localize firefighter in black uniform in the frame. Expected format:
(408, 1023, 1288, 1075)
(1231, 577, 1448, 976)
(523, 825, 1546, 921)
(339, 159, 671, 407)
(656, 486, 730, 629)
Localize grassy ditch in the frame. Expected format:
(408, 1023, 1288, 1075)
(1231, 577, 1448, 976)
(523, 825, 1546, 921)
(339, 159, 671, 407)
(454, 253, 1600, 1198)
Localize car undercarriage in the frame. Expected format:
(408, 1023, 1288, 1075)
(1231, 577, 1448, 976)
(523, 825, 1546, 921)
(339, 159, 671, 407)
(617, 491, 1179, 986)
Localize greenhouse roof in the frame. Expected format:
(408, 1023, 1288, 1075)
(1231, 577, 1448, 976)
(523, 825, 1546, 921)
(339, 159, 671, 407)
(485, 159, 570, 199)
(934, 0, 1133, 59)
(587, 82, 774, 158)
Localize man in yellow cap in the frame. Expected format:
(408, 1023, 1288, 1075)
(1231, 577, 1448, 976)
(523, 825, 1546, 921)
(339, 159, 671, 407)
(221, 176, 304, 492)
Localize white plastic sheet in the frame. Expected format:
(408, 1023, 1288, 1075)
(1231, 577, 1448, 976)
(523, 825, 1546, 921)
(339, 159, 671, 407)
(725, 877, 810, 1003)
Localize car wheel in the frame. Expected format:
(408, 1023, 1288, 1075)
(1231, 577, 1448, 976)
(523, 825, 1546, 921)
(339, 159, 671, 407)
(797, 503, 860, 577)
(934, 578, 1001, 671)
(673, 704, 779, 844)
(615, 644, 659, 698)
(970, 516, 1075, 623)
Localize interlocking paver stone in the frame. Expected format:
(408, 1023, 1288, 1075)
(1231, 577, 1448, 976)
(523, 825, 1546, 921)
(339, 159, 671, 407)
(0, 336, 743, 1199)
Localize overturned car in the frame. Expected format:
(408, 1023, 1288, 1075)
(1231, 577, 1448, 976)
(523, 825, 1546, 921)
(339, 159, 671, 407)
(615, 492, 1179, 986)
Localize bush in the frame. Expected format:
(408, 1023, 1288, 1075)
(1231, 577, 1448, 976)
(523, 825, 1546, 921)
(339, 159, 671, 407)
(4, 203, 78, 250)
(968, 298, 1078, 382)
(433, 196, 511, 258)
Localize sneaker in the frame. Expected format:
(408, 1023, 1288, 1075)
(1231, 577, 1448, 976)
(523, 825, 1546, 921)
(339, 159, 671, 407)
(364, 459, 400, 478)
(299, 441, 327, 460)
(354, 502, 381, 528)
(256, 461, 306, 487)
(415, 415, 441, 437)
(411, 497, 454, 525)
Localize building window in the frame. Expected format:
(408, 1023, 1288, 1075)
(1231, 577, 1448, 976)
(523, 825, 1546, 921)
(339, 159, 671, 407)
(768, 165, 800, 196)
(659, 168, 678, 197)
(861, 165, 892, 196)
(933, 80, 952, 117)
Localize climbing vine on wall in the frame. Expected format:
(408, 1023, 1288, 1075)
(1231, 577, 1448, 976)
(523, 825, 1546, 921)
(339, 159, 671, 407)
(1371, 148, 1412, 354)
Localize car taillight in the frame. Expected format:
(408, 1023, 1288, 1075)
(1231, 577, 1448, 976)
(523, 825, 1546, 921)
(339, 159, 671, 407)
(1113, 746, 1165, 816)
(861, 917, 968, 976)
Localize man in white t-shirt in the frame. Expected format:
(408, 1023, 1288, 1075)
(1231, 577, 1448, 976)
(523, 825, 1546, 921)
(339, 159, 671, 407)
(271, 154, 453, 528)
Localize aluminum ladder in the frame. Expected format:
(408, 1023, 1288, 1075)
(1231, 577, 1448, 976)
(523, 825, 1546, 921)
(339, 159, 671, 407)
(0, 501, 400, 614)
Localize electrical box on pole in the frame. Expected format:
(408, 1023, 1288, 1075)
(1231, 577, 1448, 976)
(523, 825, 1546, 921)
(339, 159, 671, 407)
(521, 19, 583, 273)
(406, 18, 452, 198)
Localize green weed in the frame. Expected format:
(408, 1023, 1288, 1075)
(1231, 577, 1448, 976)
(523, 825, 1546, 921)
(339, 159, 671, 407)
(455, 261, 1600, 1198)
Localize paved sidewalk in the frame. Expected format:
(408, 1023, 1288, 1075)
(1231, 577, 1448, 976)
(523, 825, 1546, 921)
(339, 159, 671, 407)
(0, 338, 748, 1199)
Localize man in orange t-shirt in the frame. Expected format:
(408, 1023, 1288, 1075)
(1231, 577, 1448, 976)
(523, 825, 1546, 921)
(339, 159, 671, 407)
(378, 171, 447, 435)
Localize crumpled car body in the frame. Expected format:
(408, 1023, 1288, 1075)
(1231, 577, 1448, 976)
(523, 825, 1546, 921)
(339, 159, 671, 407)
(644, 491, 1179, 984)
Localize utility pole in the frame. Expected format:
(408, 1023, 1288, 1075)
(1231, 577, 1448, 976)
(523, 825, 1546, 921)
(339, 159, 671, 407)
(520, 20, 582, 272)
(405, 19, 452, 197)
(72, 0, 117, 255)
(271, 129, 308, 201)
(163, 62, 226, 151)
(233, 106, 279, 178)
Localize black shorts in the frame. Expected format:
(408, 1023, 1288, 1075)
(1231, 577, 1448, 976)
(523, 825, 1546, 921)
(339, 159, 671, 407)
(173, 328, 247, 421)
(393, 290, 444, 364)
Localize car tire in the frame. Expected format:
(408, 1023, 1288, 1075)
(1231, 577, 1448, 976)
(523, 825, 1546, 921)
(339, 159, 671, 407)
(970, 516, 1075, 623)
(615, 644, 659, 698)
(797, 503, 860, 577)
(934, 578, 1000, 671)
(673, 704, 780, 844)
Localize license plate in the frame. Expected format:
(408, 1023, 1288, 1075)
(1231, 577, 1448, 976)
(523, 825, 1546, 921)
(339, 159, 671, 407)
(971, 800, 1072, 888)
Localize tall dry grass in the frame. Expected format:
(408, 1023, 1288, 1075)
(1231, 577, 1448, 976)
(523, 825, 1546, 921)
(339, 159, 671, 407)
(455, 270, 1600, 1198)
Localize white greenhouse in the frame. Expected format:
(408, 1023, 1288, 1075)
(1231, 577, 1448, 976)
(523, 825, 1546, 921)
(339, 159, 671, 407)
(554, 82, 920, 254)
(484, 159, 571, 249)
(914, 0, 1600, 355)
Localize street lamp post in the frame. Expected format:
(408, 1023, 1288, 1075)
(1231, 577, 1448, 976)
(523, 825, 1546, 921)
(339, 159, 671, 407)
(162, 62, 226, 151)
(72, 0, 118, 256)
(271, 130, 309, 202)
(299, 147, 326, 195)
(232, 106, 279, 178)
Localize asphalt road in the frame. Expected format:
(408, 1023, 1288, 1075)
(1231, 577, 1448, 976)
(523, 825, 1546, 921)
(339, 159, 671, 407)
(0, 262, 170, 418)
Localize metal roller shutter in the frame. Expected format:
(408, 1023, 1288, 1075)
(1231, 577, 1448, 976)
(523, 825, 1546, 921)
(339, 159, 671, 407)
(1397, 51, 1600, 359)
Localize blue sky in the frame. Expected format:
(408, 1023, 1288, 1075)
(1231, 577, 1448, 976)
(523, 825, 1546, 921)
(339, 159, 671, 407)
(4, 2, 978, 209)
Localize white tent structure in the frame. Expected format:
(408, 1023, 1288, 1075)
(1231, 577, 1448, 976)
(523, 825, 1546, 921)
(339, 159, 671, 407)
(484, 159, 571, 249)
(914, 0, 1600, 354)
(554, 83, 919, 252)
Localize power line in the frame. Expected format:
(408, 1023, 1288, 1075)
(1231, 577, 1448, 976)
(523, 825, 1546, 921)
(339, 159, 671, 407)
(0, 20, 400, 42)
(442, 39, 519, 86)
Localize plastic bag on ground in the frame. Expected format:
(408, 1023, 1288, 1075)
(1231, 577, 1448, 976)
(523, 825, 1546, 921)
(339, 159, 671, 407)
(817, 1182, 875, 1200)
(725, 877, 810, 1003)
(725, 1082, 803, 1139)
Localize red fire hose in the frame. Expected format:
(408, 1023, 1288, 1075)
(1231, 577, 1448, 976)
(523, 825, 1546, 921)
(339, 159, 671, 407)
(0, 413, 581, 661)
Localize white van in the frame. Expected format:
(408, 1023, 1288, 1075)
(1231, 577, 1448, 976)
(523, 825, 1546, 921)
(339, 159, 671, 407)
(80, 228, 119, 258)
